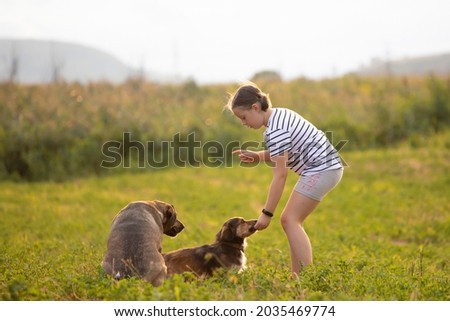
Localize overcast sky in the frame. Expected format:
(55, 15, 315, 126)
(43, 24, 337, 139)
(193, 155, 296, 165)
(1, 0, 450, 83)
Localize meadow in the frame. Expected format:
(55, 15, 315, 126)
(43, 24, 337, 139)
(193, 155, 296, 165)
(1, 131, 449, 300)
(1, 75, 449, 300)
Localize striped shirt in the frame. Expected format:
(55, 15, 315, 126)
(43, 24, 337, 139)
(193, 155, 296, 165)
(264, 108, 342, 176)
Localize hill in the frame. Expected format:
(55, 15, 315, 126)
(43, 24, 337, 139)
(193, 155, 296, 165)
(356, 53, 450, 77)
(0, 39, 136, 83)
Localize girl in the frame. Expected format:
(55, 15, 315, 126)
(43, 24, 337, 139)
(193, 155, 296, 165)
(227, 83, 343, 276)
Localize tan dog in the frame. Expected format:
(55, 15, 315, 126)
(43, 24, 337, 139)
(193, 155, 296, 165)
(102, 200, 184, 286)
(163, 217, 257, 277)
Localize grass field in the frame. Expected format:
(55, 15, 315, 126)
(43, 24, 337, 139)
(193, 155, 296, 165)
(1, 132, 449, 300)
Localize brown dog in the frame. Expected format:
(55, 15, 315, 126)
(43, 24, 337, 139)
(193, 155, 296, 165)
(102, 200, 184, 286)
(163, 217, 257, 277)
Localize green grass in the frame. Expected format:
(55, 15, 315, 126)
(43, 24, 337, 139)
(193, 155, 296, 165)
(1, 133, 449, 300)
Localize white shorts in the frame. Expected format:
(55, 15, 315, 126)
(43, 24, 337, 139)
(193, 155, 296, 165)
(294, 168, 343, 201)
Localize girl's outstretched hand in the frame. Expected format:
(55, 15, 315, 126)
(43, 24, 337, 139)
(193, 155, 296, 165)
(232, 149, 259, 163)
(254, 212, 271, 230)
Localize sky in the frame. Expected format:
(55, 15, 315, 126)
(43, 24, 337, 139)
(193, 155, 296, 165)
(1, 0, 450, 84)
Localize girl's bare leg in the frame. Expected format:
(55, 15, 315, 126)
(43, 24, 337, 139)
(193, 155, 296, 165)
(280, 190, 319, 275)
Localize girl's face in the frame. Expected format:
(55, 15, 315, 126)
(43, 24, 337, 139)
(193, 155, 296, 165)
(232, 104, 265, 129)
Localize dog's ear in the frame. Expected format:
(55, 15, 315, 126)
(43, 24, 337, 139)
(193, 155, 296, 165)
(216, 224, 234, 242)
(162, 204, 177, 228)
(162, 204, 185, 236)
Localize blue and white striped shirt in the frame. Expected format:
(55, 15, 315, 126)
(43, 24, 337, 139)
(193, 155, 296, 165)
(264, 108, 342, 176)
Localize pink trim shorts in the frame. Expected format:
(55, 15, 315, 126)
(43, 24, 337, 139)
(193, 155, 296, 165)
(294, 168, 343, 201)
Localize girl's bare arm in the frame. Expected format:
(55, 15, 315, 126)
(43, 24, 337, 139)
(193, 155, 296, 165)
(233, 149, 271, 163)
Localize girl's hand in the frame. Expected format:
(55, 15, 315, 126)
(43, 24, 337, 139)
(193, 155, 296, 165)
(254, 212, 272, 231)
(232, 149, 259, 163)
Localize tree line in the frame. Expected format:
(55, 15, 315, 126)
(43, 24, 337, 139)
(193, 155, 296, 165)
(0, 75, 449, 181)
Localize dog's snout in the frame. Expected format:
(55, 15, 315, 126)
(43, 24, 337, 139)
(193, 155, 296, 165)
(165, 220, 184, 237)
(176, 222, 185, 232)
(174, 221, 185, 233)
(249, 220, 258, 232)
